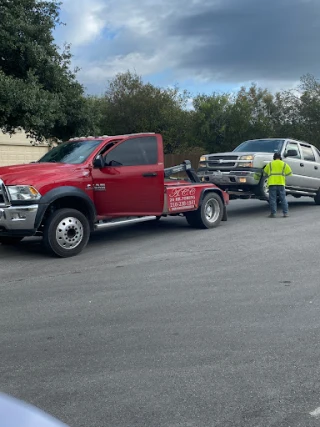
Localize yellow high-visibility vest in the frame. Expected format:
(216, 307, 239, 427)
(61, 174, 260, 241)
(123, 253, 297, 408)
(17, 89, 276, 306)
(264, 159, 292, 186)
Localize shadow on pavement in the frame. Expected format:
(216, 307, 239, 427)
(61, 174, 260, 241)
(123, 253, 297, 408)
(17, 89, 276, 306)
(0, 237, 48, 259)
(227, 198, 317, 218)
(0, 198, 317, 258)
(88, 216, 193, 246)
(0, 218, 193, 259)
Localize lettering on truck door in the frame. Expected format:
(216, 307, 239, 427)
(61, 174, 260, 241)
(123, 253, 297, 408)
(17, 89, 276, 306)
(91, 135, 164, 216)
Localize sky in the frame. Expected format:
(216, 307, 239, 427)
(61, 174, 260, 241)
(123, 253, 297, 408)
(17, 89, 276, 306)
(53, 0, 320, 98)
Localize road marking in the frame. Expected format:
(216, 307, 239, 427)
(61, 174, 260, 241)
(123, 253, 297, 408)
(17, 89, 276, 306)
(310, 407, 320, 418)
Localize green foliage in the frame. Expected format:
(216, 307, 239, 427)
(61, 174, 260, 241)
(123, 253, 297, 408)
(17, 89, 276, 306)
(0, 0, 91, 142)
(188, 77, 320, 154)
(94, 71, 192, 153)
(67, 70, 320, 154)
(1, 0, 320, 154)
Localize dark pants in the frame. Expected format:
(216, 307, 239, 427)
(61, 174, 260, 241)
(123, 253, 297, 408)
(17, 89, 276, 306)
(269, 185, 288, 214)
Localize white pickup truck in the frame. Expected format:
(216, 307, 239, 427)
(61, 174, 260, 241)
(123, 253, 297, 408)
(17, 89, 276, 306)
(197, 138, 320, 204)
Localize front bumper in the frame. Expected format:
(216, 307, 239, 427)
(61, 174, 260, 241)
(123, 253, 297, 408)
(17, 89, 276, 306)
(0, 205, 39, 236)
(198, 169, 262, 186)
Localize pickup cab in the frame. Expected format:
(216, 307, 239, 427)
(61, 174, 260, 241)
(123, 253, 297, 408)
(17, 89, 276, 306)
(0, 133, 229, 257)
(197, 138, 320, 204)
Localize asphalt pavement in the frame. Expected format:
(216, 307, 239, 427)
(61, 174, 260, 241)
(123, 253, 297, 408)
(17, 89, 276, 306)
(1, 197, 320, 427)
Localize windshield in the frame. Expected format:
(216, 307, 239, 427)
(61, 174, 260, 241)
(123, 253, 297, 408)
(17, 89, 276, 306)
(233, 139, 285, 153)
(38, 140, 102, 164)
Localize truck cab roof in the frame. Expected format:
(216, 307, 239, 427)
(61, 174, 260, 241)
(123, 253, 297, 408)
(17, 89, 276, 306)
(67, 133, 157, 142)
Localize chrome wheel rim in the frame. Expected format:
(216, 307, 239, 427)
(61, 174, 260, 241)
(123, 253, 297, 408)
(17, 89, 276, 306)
(204, 199, 220, 223)
(263, 178, 269, 197)
(56, 217, 84, 250)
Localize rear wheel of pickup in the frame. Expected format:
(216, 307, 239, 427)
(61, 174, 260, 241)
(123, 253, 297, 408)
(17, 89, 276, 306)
(0, 236, 23, 245)
(185, 192, 223, 229)
(43, 208, 90, 258)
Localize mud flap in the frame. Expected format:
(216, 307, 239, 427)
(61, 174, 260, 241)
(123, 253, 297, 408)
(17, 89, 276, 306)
(222, 205, 228, 221)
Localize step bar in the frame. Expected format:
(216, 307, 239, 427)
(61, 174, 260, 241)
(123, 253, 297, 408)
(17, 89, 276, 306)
(287, 189, 317, 197)
(95, 216, 157, 230)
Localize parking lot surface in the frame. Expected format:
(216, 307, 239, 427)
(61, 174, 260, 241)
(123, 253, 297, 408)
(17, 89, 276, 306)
(1, 198, 320, 427)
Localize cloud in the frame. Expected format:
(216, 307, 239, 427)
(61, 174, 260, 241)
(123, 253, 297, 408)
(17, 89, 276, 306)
(169, 0, 320, 82)
(54, 0, 320, 94)
(59, 0, 106, 46)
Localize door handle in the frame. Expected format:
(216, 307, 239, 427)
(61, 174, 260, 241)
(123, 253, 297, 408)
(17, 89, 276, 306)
(315, 166, 318, 170)
(142, 172, 157, 177)
(300, 163, 304, 167)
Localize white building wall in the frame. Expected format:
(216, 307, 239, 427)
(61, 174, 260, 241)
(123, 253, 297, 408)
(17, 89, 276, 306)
(0, 130, 51, 166)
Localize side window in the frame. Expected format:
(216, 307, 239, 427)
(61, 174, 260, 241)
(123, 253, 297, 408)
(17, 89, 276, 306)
(104, 136, 158, 166)
(285, 142, 301, 159)
(300, 144, 315, 162)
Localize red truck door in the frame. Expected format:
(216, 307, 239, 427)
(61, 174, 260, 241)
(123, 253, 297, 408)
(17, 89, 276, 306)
(91, 135, 164, 216)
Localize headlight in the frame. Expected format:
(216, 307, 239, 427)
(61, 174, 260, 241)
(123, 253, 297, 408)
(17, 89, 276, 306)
(7, 185, 41, 201)
(198, 156, 207, 168)
(238, 155, 254, 167)
(239, 155, 254, 160)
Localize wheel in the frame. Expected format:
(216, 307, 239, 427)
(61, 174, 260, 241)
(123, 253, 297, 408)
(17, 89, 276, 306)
(258, 176, 269, 200)
(185, 192, 223, 229)
(0, 236, 23, 245)
(43, 208, 90, 258)
(258, 177, 281, 205)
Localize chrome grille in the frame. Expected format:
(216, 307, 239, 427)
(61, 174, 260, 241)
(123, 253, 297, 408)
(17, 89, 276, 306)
(207, 155, 239, 169)
(208, 155, 238, 161)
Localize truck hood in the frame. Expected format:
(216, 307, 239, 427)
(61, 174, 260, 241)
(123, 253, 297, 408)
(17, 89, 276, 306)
(207, 151, 271, 157)
(0, 163, 84, 186)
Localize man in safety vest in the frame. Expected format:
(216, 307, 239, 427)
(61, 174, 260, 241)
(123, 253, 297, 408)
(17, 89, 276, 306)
(263, 152, 293, 218)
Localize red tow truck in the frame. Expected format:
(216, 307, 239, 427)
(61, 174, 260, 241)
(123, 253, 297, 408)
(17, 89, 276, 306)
(0, 133, 229, 257)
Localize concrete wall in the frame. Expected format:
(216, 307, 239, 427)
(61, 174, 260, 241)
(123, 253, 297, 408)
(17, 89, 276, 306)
(0, 130, 51, 167)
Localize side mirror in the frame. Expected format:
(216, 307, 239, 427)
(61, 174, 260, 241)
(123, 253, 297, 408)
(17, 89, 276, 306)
(284, 149, 298, 158)
(93, 155, 105, 168)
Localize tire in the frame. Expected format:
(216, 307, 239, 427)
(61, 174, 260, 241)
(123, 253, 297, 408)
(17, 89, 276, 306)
(258, 176, 269, 200)
(258, 177, 281, 205)
(0, 236, 23, 245)
(185, 192, 224, 229)
(43, 208, 90, 258)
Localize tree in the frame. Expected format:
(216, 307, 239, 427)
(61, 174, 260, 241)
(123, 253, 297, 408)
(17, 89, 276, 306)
(191, 92, 232, 152)
(0, 0, 91, 142)
(97, 71, 192, 153)
(297, 74, 320, 145)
